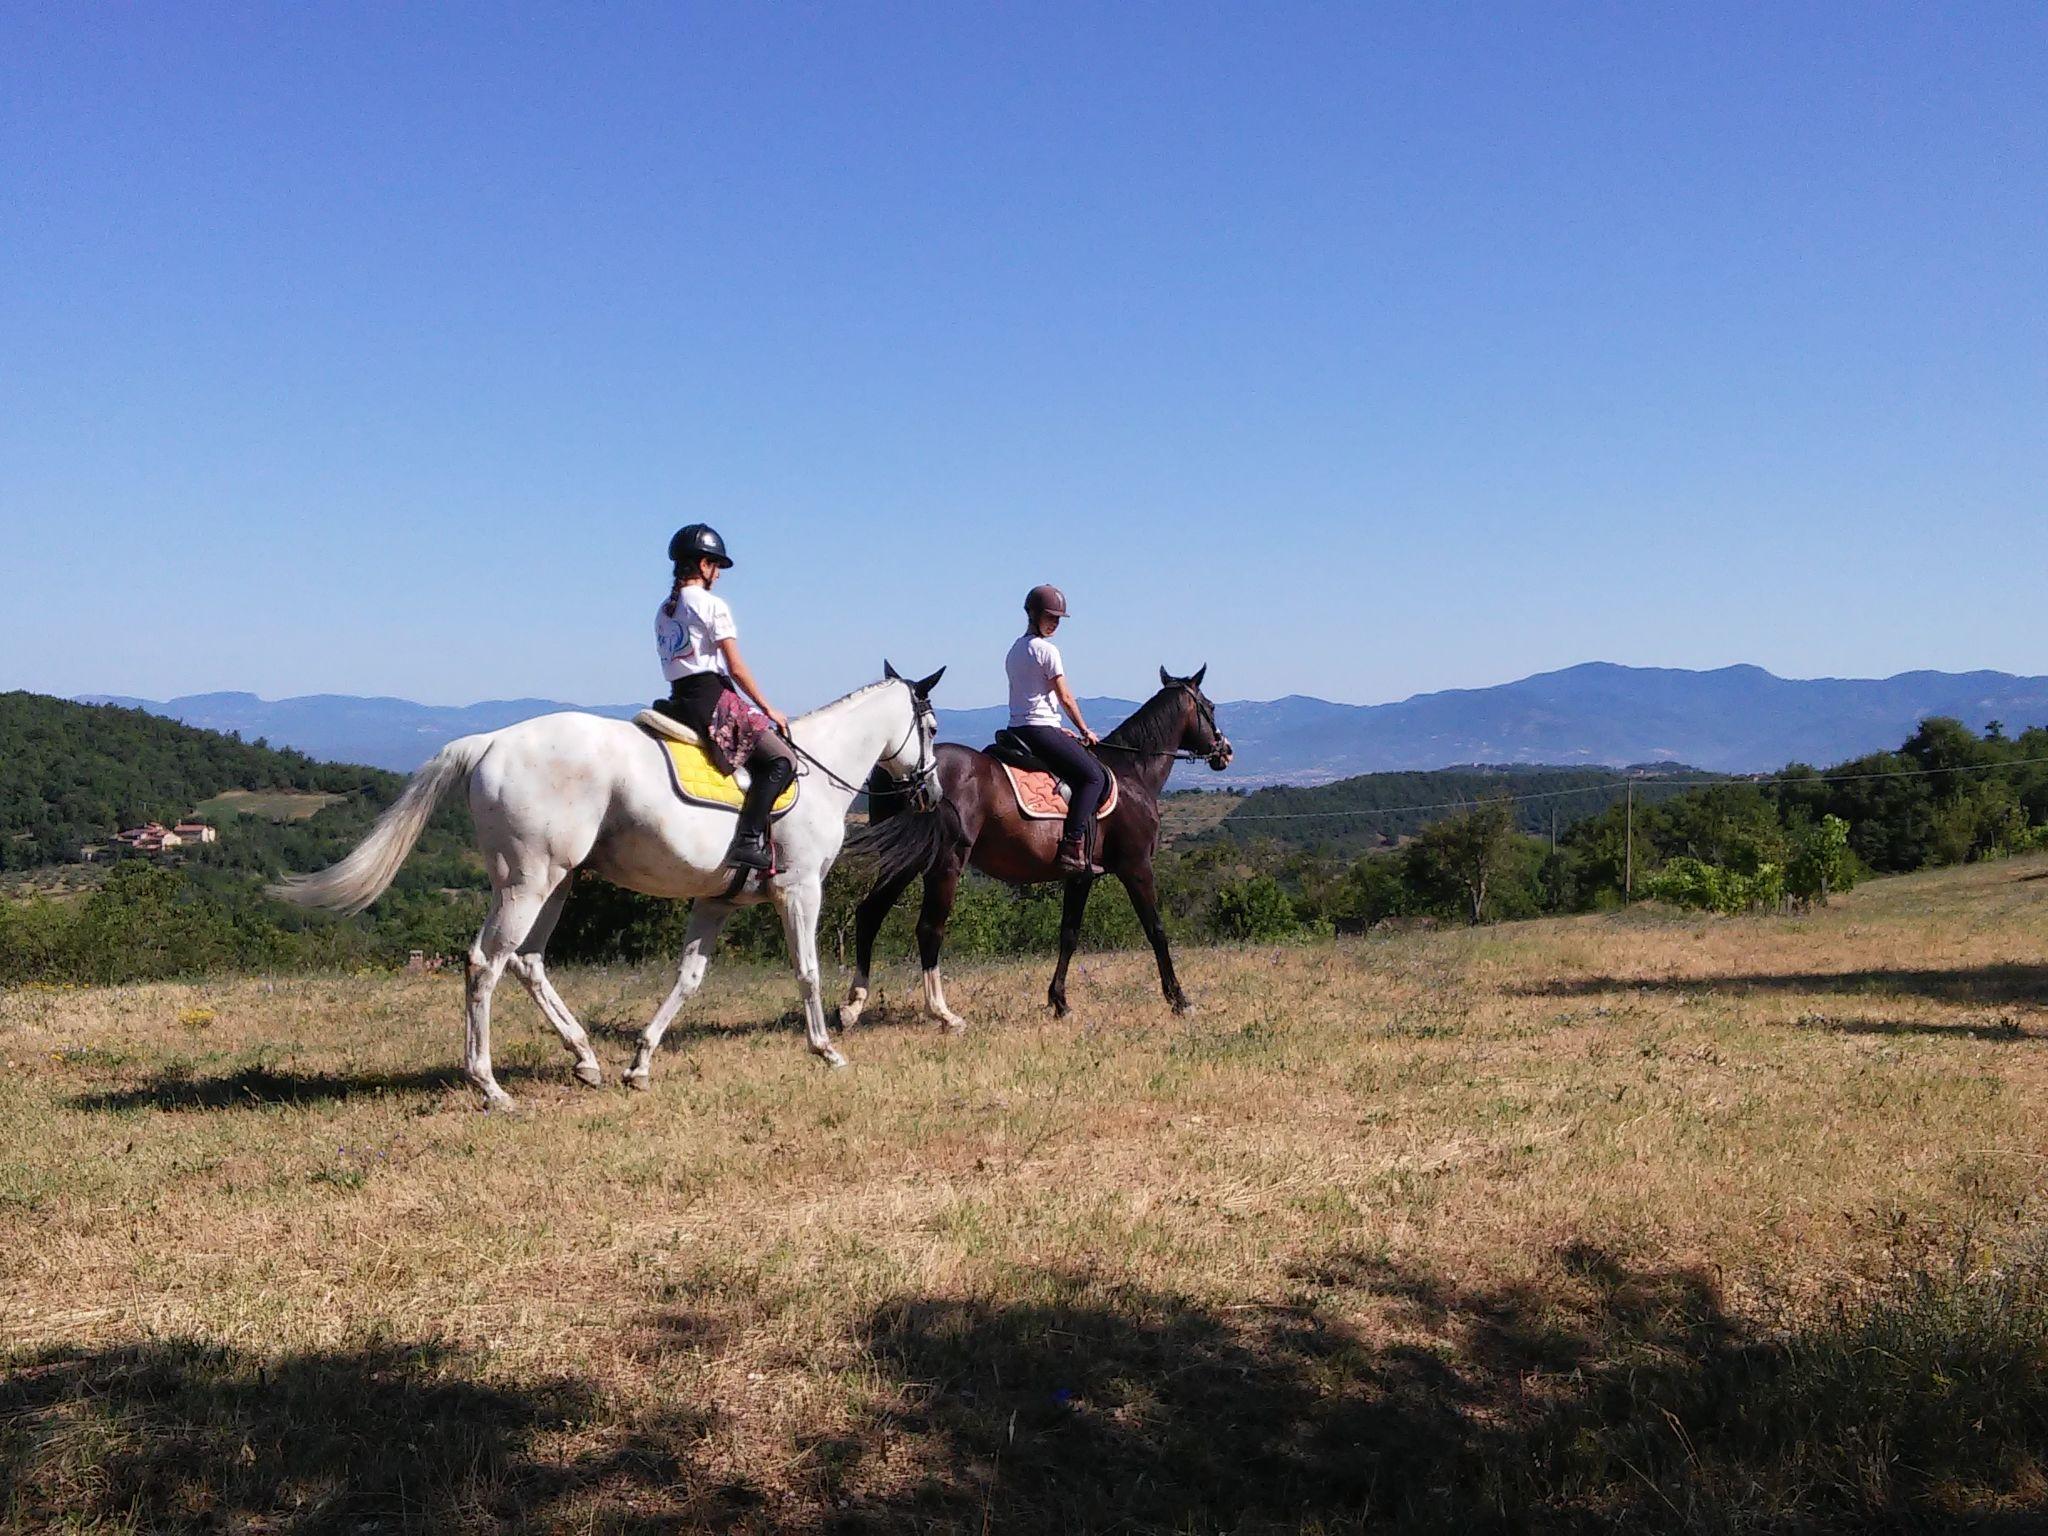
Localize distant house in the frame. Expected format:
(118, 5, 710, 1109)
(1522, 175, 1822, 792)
(106, 817, 217, 856)
(111, 821, 186, 854)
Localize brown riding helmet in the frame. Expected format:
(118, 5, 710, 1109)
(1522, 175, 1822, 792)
(1024, 584, 1069, 618)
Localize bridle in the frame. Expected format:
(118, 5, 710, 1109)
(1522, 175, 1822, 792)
(1091, 685, 1233, 769)
(787, 686, 942, 811)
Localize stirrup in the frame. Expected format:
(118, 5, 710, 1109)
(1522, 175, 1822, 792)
(719, 831, 775, 899)
(1056, 838, 1102, 876)
(726, 829, 774, 872)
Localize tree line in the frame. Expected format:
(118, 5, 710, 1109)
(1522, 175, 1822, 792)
(4, 698, 2044, 987)
(1176, 716, 2048, 939)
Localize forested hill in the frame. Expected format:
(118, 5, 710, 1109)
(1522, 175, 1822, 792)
(0, 691, 399, 870)
(1195, 764, 1722, 858)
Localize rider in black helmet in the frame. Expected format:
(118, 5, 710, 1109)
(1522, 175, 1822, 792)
(656, 524, 798, 871)
(1007, 583, 1107, 874)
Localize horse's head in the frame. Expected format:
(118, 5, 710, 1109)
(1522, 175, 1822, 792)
(1160, 665, 1232, 771)
(880, 660, 947, 810)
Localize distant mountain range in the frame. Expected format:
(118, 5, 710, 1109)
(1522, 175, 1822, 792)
(81, 663, 2048, 786)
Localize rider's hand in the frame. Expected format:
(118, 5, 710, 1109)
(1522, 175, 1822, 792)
(767, 707, 791, 735)
(1080, 727, 1099, 746)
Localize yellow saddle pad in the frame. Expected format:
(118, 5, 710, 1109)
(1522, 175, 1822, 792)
(654, 736, 798, 819)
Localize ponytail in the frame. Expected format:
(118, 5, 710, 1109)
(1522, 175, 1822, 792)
(663, 571, 685, 619)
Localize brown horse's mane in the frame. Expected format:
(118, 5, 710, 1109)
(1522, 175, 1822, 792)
(1101, 687, 1185, 757)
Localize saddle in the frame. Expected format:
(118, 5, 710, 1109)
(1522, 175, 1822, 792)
(635, 709, 797, 820)
(985, 729, 1119, 822)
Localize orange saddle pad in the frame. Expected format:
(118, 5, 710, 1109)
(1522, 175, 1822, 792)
(999, 762, 1119, 822)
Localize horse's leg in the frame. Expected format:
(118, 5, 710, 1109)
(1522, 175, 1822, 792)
(1047, 873, 1095, 1018)
(506, 872, 602, 1087)
(778, 875, 848, 1069)
(1118, 863, 1193, 1014)
(840, 864, 921, 1027)
(624, 898, 731, 1089)
(916, 850, 970, 1033)
(465, 886, 551, 1110)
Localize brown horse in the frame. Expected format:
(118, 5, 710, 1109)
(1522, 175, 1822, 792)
(840, 667, 1233, 1030)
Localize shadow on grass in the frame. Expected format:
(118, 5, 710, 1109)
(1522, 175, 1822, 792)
(822, 1245, 2048, 1533)
(0, 1339, 746, 1534)
(12, 1250, 2046, 1532)
(1786, 1014, 2032, 1043)
(70, 1063, 543, 1113)
(586, 1011, 807, 1046)
(1517, 962, 2048, 1008)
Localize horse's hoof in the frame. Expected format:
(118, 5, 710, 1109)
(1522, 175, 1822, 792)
(837, 1006, 862, 1030)
(622, 1071, 650, 1093)
(482, 1093, 520, 1113)
(1172, 1000, 1197, 1018)
(816, 1050, 851, 1071)
(936, 1018, 968, 1036)
(573, 1061, 602, 1088)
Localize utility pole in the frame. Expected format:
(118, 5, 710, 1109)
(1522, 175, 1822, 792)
(1624, 778, 1634, 902)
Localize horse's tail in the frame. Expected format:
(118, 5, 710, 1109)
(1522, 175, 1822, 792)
(851, 788, 961, 887)
(268, 733, 493, 916)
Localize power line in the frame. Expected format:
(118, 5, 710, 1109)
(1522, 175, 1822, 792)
(1212, 752, 2048, 824)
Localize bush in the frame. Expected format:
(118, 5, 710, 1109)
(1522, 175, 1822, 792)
(1210, 875, 1302, 942)
(1644, 856, 1785, 915)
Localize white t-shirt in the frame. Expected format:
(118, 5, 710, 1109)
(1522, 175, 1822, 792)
(656, 587, 738, 683)
(1006, 633, 1065, 728)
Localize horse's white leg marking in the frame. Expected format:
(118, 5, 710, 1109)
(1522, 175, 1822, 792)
(466, 888, 550, 1110)
(839, 971, 872, 1028)
(625, 899, 731, 1088)
(508, 873, 601, 1087)
(921, 968, 968, 1034)
(779, 877, 847, 1069)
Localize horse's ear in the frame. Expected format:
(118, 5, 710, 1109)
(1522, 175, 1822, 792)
(1159, 665, 1174, 688)
(915, 666, 946, 697)
(883, 659, 902, 681)
(1190, 664, 1207, 689)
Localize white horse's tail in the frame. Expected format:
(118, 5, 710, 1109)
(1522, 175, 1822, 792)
(268, 734, 494, 916)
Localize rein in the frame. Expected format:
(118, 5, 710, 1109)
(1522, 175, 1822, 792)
(1093, 742, 1208, 762)
(1092, 684, 1227, 765)
(787, 700, 934, 802)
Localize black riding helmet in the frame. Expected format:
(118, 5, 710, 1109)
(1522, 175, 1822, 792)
(669, 523, 733, 570)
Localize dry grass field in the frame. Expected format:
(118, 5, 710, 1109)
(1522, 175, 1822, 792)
(6, 857, 2048, 1532)
(191, 789, 348, 822)
(1154, 791, 1242, 846)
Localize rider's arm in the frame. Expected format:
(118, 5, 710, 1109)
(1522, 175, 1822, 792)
(1053, 676, 1097, 745)
(719, 639, 790, 734)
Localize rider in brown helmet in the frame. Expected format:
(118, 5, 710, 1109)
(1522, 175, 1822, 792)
(656, 523, 798, 871)
(1006, 583, 1109, 874)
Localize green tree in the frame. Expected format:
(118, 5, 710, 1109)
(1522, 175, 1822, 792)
(1786, 814, 1856, 906)
(1404, 800, 1519, 924)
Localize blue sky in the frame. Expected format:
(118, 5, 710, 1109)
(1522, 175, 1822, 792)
(3, 4, 2042, 711)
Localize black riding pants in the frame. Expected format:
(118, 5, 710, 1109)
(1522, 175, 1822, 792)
(1010, 725, 1108, 845)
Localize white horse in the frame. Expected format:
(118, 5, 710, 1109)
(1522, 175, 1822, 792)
(272, 666, 945, 1108)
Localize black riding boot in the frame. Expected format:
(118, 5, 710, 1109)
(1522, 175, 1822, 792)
(726, 752, 796, 871)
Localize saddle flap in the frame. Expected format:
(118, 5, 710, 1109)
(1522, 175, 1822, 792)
(644, 729, 798, 820)
(997, 761, 1119, 822)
